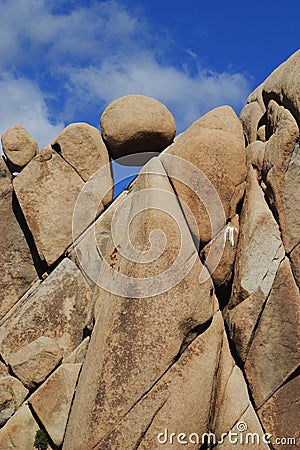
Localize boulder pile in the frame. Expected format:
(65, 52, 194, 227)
(0, 53, 299, 450)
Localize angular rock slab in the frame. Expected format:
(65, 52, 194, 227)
(51, 122, 113, 205)
(129, 312, 224, 450)
(100, 94, 176, 163)
(258, 376, 300, 449)
(240, 100, 265, 145)
(13, 146, 85, 266)
(29, 363, 81, 447)
(160, 106, 246, 245)
(214, 406, 271, 450)
(200, 215, 239, 287)
(65, 312, 223, 450)
(225, 167, 285, 361)
(0, 404, 39, 449)
(1, 123, 38, 172)
(8, 336, 63, 389)
(0, 258, 93, 361)
(244, 257, 300, 408)
(263, 100, 299, 253)
(228, 167, 284, 308)
(0, 376, 29, 426)
(0, 185, 39, 321)
(63, 158, 218, 450)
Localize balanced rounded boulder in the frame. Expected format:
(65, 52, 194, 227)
(100, 95, 176, 164)
(1, 124, 38, 172)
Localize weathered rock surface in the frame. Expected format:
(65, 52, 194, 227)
(69, 189, 128, 292)
(262, 49, 300, 126)
(200, 215, 239, 287)
(0, 185, 39, 321)
(63, 158, 218, 449)
(0, 361, 8, 377)
(263, 100, 299, 253)
(240, 50, 300, 145)
(244, 257, 300, 408)
(214, 406, 270, 449)
(225, 168, 285, 362)
(29, 363, 81, 447)
(51, 122, 113, 205)
(160, 105, 246, 245)
(13, 146, 85, 266)
(64, 337, 90, 364)
(258, 376, 300, 449)
(0, 376, 29, 426)
(1, 124, 38, 172)
(227, 167, 284, 308)
(0, 53, 300, 450)
(240, 100, 265, 145)
(100, 95, 176, 163)
(0, 258, 93, 361)
(0, 156, 12, 193)
(246, 140, 265, 177)
(0, 404, 39, 450)
(290, 243, 300, 288)
(7, 336, 63, 389)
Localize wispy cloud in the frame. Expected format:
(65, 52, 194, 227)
(0, 74, 64, 148)
(0, 0, 252, 150)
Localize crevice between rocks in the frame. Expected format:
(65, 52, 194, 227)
(63, 361, 85, 448)
(51, 143, 85, 183)
(258, 364, 300, 411)
(28, 402, 60, 450)
(134, 399, 168, 450)
(12, 190, 48, 278)
(175, 317, 213, 361)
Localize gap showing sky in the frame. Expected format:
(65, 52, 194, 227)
(0, 0, 299, 189)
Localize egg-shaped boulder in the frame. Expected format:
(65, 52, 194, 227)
(100, 95, 176, 165)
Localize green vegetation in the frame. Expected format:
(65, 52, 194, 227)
(34, 429, 48, 450)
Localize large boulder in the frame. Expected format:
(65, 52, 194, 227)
(63, 157, 218, 449)
(100, 95, 176, 165)
(29, 363, 81, 447)
(51, 122, 113, 205)
(0, 258, 94, 362)
(1, 124, 38, 172)
(7, 336, 63, 389)
(13, 145, 85, 266)
(160, 106, 246, 245)
(0, 185, 39, 321)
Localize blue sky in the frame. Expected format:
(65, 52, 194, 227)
(0, 0, 299, 193)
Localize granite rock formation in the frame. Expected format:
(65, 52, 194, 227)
(0, 51, 299, 450)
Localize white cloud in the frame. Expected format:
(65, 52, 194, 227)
(0, 75, 64, 149)
(65, 54, 250, 132)
(0, 0, 252, 151)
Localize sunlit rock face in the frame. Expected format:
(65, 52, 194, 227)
(0, 52, 299, 450)
(100, 94, 176, 166)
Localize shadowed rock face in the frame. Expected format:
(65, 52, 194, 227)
(0, 53, 299, 449)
